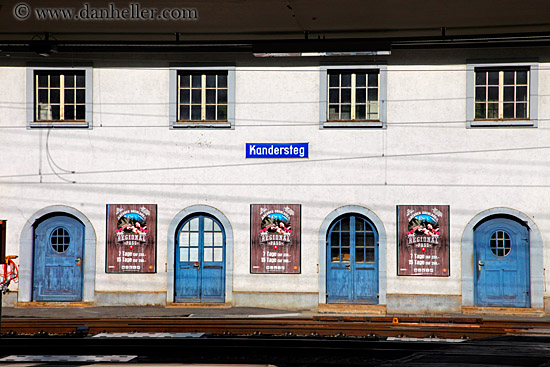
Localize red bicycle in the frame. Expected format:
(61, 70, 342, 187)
(1, 255, 19, 294)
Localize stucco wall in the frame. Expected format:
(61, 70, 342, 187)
(1, 48, 549, 312)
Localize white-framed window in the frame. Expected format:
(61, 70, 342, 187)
(467, 61, 538, 128)
(320, 65, 387, 128)
(169, 66, 235, 129)
(26, 64, 93, 128)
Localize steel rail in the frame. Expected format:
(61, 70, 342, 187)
(1, 316, 540, 339)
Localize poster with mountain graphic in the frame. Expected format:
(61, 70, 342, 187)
(251, 204, 301, 274)
(397, 205, 449, 276)
(106, 204, 157, 273)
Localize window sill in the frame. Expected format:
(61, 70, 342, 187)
(468, 119, 535, 128)
(29, 121, 90, 129)
(172, 121, 232, 129)
(322, 121, 384, 129)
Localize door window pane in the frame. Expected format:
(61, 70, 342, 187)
(189, 248, 199, 262)
(204, 248, 213, 262)
(214, 248, 223, 262)
(180, 248, 189, 262)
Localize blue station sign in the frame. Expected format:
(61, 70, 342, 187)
(246, 143, 309, 159)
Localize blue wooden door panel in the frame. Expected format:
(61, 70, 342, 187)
(327, 215, 378, 304)
(33, 216, 84, 302)
(474, 217, 530, 308)
(354, 267, 377, 302)
(175, 215, 225, 303)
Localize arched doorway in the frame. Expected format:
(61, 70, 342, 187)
(326, 214, 379, 304)
(33, 215, 84, 301)
(474, 216, 530, 307)
(174, 214, 226, 303)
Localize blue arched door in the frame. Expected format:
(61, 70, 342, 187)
(33, 215, 84, 301)
(474, 217, 530, 307)
(326, 215, 379, 304)
(175, 215, 226, 303)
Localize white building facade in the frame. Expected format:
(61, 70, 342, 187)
(1, 44, 549, 315)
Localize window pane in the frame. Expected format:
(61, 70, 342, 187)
(331, 247, 340, 262)
(355, 104, 366, 120)
(50, 75, 60, 88)
(38, 105, 51, 120)
(488, 103, 498, 118)
(204, 218, 213, 231)
(504, 71, 515, 85)
(218, 74, 227, 88)
(76, 89, 85, 103)
(190, 232, 199, 246)
(516, 103, 527, 118)
(51, 105, 60, 120)
(503, 103, 514, 119)
(328, 104, 339, 120)
(516, 86, 527, 101)
(367, 88, 378, 101)
(75, 74, 85, 87)
(191, 105, 201, 120)
(341, 104, 351, 120)
(64, 89, 75, 103)
(356, 73, 366, 87)
(475, 103, 486, 118)
(192, 74, 201, 87)
(331, 231, 340, 248)
(214, 232, 223, 246)
(65, 105, 75, 120)
(50, 89, 60, 104)
(517, 71, 528, 84)
(356, 247, 365, 263)
(189, 218, 199, 231)
(488, 71, 499, 85)
(179, 105, 190, 120)
(64, 75, 74, 87)
(180, 74, 190, 87)
(329, 89, 339, 103)
(367, 103, 378, 119)
(76, 105, 85, 120)
(206, 74, 216, 87)
(340, 218, 350, 231)
(366, 248, 375, 262)
(179, 232, 189, 247)
(329, 74, 339, 87)
(191, 89, 201, 104)
(488, 87, 498, 101)
(206, 89, 216, 104)
(356, 231, 365, 247)
(189, 248, 198, 262)
(180, 89, 190, 104)
(38, 75, 48, 87)
(180, 248, 189, 262)
(504, 87, 514, 101)
(204, 248, 213, 262)
(218, 89, 228, 104)
(368, 73, 378, 87)
(38, 89, 48, 103)
(355, 88, 366, 103)
(341, 88, 351, 103)
(475, 71, 486, 85)
(341, 73, 351, 87)
(206, 105, 215, 120)
(341, 244, 350, 262)
(214, 248, 223, 262)
(217, 105, 227, 120)
(475, 87, 486, 102)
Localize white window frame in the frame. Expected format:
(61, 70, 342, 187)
(466, 60, 538, 128)
(26, 64, 93, 129)
(320, 65, 387, 129)
(169, 65, 235, 129)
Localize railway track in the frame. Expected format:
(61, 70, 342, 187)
(1, 316, 544, 339)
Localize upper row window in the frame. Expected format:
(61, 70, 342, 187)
(26, 66, 92, 128)
(177, 72, 228, 122)
(467, 61, 538, 128)
(327, 70, 379, 121)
